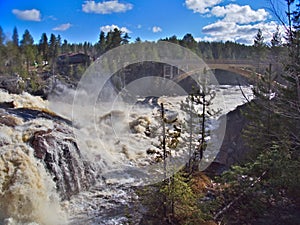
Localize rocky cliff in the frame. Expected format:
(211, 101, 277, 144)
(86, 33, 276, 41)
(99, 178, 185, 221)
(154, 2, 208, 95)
(206, 102, 251, 174)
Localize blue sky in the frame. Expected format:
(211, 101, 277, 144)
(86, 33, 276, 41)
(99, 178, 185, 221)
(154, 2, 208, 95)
(0, 0, 286, 45)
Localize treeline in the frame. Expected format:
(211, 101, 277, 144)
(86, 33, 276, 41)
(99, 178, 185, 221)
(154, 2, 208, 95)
(0, 25, 286, 79)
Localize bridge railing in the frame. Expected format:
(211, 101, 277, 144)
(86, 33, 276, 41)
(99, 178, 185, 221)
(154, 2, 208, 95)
(204, 59, 255, 65)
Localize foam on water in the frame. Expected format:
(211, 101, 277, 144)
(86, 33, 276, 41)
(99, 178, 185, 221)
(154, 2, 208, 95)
(0, 89, 48, 110)
(0, 90, 68, 224)
(0, 140, 66, 225)
(0, 82, 253, 224)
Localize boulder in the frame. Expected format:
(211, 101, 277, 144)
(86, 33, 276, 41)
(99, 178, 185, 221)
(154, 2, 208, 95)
(30, 123, 97, 200)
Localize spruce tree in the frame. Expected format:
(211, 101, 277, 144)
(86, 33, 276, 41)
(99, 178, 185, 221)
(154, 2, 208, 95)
(253, 29, 267, 73)
(49, 34, 58, 74)
(38, 33, 49, 62)
(20, 29, 35, 75)
(12, 27, 19, 47)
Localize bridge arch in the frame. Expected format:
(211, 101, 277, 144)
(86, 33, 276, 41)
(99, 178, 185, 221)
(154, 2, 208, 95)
(171, 59, 257, 84)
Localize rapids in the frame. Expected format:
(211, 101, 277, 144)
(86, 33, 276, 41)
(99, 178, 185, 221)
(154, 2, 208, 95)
(0, 83, 253, 224)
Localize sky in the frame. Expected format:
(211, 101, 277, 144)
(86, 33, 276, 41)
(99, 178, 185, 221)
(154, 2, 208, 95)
(0, 0, 287, 45)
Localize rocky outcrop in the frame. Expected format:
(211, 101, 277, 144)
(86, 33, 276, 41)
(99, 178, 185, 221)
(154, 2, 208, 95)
(30, 124, 97, 200)
(0, 76, 23, 94)
(206, 102, 251, 174)
(0, 102, 97, 200)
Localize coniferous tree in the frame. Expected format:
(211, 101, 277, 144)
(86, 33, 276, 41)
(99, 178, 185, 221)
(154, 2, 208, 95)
(0, 26, 5, 72)
(49, 34, 58, 74)
(253, 29, 267, 73)
(38, 33, 49, 62)
(122, 33, 131, 45)
(271, 26, 282, 48)
(208, 2, 300, 223)
(135, 37, 141, 43)
(96, 31, 106, 56)
(20, 29, 35, 75)
(110, 28, 122, 49)
(186, 68, 221, 171)
(61, 39, 70, 54)
(270, 26, 284, 75)
(12, 27, 19, 47)
(0, 26, 5, 46)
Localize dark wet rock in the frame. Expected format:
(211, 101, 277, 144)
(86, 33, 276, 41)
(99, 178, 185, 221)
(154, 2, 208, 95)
(0, 76, 23, 94)
(0, 114, 23, 127)
(136, 96, 160, 108)
(206, 103, 250, 174)
(4, 107, 72, 125)
(30, 124, 97, 200)
(0, 101, 15, 109)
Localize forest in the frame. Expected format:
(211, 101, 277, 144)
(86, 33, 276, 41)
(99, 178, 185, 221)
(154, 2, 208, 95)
(0, 0, 299, 224)
(0, 21, 284, 85)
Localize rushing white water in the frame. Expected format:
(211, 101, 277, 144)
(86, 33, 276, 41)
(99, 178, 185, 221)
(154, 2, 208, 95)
(0, 84, 253, 225)
(58, 84, 253, 224)
(0, 90, 67, 225)
(0, 89, 49, 109)
(0, 40, 255, 224)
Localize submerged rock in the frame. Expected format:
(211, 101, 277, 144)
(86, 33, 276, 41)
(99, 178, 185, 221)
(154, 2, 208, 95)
(30, 123, 97, 200)
(0, 98, 97, 200)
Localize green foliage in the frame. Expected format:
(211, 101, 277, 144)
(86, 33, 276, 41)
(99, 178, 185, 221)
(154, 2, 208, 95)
(203, 4, 300, 224)
(20, 29, 35, 74)
(183, 70, 221, 170)
(12, 26, 19, 47)
(38, 33, 49, 61)
(160, 173, 198, 218)
(209, 143, 300, 224)
(49, 33, 59, 74)
(242, 65, 283, 156)
(254, 29, 266, 48)
(138, 172, 210, 225)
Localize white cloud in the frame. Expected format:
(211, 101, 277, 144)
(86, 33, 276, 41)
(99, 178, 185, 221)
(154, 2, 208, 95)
(195, 3, 281, 45)
(12, 9, 41, 21)
(53, 23, 72, 31)
(201, 20, 283, 45)
(152, 26, 162, 33)
(185, 0, 222, 14)
(100, 24, 131, 33)
(82, 0, 133, 14)
(211, 4, 268, 24)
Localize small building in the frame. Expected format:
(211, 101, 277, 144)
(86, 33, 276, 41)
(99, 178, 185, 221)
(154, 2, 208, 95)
(57, 53, 91, 65)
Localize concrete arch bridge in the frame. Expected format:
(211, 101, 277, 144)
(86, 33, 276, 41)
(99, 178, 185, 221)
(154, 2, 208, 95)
(164, 59, 265, 83)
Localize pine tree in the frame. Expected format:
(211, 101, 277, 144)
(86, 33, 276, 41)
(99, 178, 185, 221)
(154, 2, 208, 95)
(20, 29, 35, 75)
(61, 39, 70, 54)
(49, 34, 58, 74)
(254, 29, 265, 48)
(38, 33, 49, 62)
(109, 28, 122, 49)
(135, 37, 141, 43)
(184, 68, 221, 171)
(271, 26, 282, 48)
(209, 2, 300, 223)
(12, 27, 19, 47)
(253, 29, 267, 73)
(122, 33, 131, 45)
(0, 26, 5, 46)
(96, 31, 106, 56)
(0, 26, 5, 73)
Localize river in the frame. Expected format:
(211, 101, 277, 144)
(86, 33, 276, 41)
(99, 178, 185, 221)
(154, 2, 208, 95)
(55, 84, 253, 224)
(0, 81, 253, 225)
